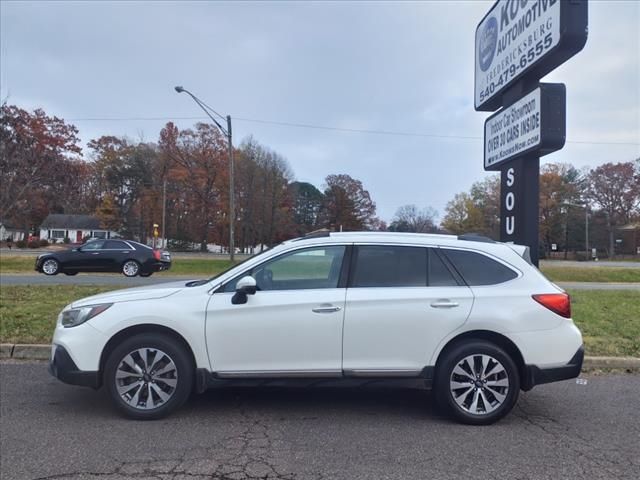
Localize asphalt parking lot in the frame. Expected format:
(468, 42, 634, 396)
(1, 362, 638, 480)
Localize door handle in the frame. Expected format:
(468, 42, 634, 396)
(430, 300, 459, 309)
(312, 305, 342, 313)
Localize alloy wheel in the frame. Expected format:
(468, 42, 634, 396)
(123, 261, 139, 276)
(42, 259, 59, 275)
(115, 348, 178, 410)
(449, 354, 509, 416)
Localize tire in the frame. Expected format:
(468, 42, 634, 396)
(139, 272, 152, 278)
(122, 260, 140, 277)
(104, 333, 194, 420)
(41, 258, 60, 275)
(435, 340, 520, 425)
(64, 271, 78, 276)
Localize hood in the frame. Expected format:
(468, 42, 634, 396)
(71, 280, 196, 307)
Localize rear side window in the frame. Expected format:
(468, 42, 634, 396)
(428, 249, 459, 287)
(443, 249, 518, 286)
(104, 240, 130, 249)
(351, 246, 427, 287)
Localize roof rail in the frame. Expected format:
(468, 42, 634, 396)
(290, 228, 332, 242)
(457, 233, 496, 243)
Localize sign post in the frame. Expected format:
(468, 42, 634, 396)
(475, 0, 588, 266)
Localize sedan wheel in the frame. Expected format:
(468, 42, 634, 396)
(122, 260, 140, 277)
(42, 259, 60, 275)
(105, 333, 193, 419)
(436, 340, 519, 425)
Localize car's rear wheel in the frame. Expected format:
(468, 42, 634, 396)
(435, 340, 520, 425)
(42, 259, 60, 275)
(104, 333, 193, 420)
(122, 260, 140, 277)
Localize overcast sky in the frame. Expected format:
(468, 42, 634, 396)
(1, 0, 639, 221)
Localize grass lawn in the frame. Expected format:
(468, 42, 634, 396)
(0, 285, 119, 344)
(568, 289, 640, 358)
(1, 285, 638, 358)
(540, 266, 640, 283)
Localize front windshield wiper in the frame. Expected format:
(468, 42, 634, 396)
(185, 279, 209, 287)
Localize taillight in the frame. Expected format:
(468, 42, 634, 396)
(532, 293, 571, 318)
(153, 249, 161, 261)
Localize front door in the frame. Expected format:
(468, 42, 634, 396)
(76, 231, 82, 243)
(67, 240, 106, 270)
(206, 245, 347, 376)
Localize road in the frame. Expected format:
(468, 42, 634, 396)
(0, 362, 638, 480)
(2, 273, 639, 290)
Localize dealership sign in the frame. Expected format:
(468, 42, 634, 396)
(484, 83, 565, 170)
(475, 0, 588, 111)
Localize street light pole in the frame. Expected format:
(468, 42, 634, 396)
(564, 202, 589, 261)
(226, 115, 235, 262)
(174, 86, 235, 261)
(162, 178, 167, 249)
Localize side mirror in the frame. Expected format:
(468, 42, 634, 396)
(231, 276, 257, 305)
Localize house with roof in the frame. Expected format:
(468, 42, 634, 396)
(39, 214, 119, 243)
(0, 219, 26, 241)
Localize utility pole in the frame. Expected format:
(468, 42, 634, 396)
(227, 115, 235, 261)
(162, 179, 167, 249)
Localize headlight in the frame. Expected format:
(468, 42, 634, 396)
(61, 304, 113, 328)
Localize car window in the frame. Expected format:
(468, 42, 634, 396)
(104, 240, 130, 249)
(351, 245, 427, 288)
(224, 246, 346, 292)
(428, 249, 459, 287)
(442, 249, 518, 286)
(81, 240, 105, 251)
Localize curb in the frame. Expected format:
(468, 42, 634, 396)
(2, 343, 640, 369)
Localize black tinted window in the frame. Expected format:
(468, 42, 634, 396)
(443, 249, 517, 286)
(81, 241, 105, 250)
(104, 240, 129, 249)
(428, 249, 459, 287)
(351, 246, 427, 287)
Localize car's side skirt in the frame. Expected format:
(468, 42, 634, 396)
(195, 367, 435, 394)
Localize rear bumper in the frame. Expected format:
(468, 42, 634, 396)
(148, 261, 171, 272)
(522, 345, 584, 391)
(49, 344, 101, 389)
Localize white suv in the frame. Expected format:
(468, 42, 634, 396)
(49, 231, 583, 424)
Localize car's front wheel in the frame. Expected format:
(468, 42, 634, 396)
(122, 260, 140, 277)
(41, 258, 60, 275)
(435, 340, 520, 425)
(104, 333, 193, 420)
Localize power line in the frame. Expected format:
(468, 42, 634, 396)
(65, 114, 640, 147)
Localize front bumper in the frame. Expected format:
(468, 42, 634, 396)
(49, 344, 101, 389)
(521, 345, 584, 391)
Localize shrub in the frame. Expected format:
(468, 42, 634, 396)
(63, 237, 71, 244)
(15, 240, 27, 249)
(27, 240, 40, 249)
(39, 239, 49, 247)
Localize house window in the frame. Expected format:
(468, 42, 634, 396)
(51, 230, 65, 239)
(91, 231, 107, 239)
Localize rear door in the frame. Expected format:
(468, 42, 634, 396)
(342, 245, 474, 375)
(103, 240, 135, 271)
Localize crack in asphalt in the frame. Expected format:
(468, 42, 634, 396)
(33, 399, 319, 480)
(513, 396, 632, 480)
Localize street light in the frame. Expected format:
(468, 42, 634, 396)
(563, 202, 590, 261)
(174, 86, 235, 261)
